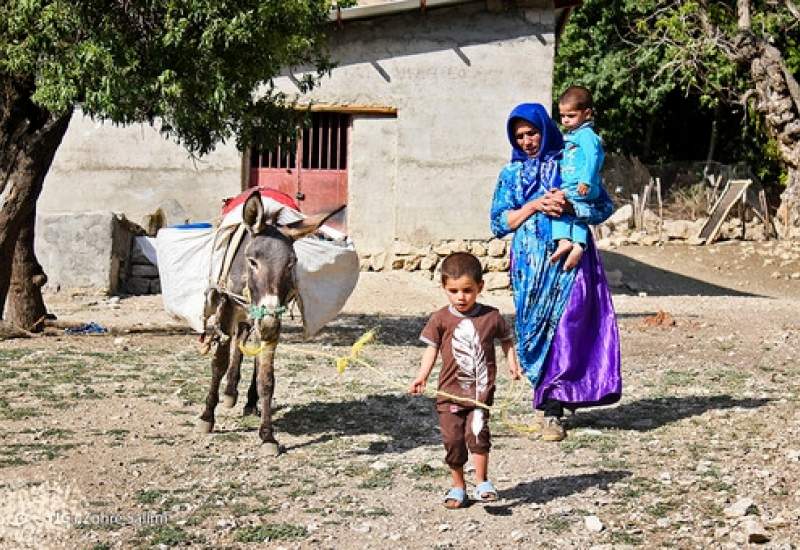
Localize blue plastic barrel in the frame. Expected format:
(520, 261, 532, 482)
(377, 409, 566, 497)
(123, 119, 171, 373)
(170, 222, 213, 230)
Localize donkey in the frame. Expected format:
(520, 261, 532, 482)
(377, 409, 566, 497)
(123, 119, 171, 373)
(198, 190, 344, 456)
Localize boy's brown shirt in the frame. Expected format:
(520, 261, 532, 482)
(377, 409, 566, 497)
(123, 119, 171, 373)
(420, 304, 513, 410)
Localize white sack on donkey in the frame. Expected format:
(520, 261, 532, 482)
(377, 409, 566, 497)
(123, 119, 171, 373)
(155, 187, 359, 338)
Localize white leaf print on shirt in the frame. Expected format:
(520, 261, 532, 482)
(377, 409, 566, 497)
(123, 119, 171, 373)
(451, 318, 488, 436)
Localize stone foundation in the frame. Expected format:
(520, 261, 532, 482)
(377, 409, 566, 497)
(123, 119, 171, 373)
(359, 238, 511, 288)
(357, 207, 778, 291)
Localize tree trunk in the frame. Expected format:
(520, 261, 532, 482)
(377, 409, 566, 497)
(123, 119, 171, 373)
(0, 79, 72, 319)
(778, 168, 800, 238)
(731, 31, 800, 238)
(7, 206, 48, 331)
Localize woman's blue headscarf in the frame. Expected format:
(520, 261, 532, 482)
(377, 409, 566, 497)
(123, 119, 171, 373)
(507, 103, 563, 163)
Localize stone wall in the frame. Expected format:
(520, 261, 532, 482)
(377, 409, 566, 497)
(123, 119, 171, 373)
(356, 204, 778, 290)
(359, 237, 512, 289)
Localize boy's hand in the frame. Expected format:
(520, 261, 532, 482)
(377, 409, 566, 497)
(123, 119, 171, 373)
(509, 362, 522, 381)
(577, 183, 590, 196)
(409, 377, 427, 395)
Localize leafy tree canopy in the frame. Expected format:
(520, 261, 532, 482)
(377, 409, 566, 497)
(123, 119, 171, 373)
(0, 0, 340, 155)
(555, 0, 800, 186)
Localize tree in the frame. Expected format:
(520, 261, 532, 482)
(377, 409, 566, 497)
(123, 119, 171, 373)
(556, 0, 800, 237)
(1, 0, 336, 330)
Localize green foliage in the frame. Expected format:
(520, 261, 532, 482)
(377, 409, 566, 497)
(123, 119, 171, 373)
(0, 0, 345, 155)
(555, 0, 673, 154)
(234, 523, 307, 542)
(555, 0, 800, 188)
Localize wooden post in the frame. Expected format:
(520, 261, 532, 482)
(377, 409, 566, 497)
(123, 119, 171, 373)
(656, 177, 663, 239)
(739, 194, 746, 240)
(759, 189, 773, 238)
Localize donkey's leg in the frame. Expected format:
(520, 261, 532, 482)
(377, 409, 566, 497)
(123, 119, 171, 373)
(256, 344, 280, 455)
(243, 361, 260, 417)
(198, 340, 230, 433)
(223, 323, 248, 408)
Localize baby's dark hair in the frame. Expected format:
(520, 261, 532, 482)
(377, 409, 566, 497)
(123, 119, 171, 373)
(559, 85, 594, 110)
(440, 252, 483, 285)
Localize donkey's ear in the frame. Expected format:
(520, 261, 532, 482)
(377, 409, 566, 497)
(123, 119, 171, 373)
(242, 190, 265, 234)
(280, 205, 346, 241)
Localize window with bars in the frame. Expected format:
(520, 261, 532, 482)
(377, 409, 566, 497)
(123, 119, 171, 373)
(251, 112, 349, 171)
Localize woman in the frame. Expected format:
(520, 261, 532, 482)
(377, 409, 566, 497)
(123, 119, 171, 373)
(490, 103, 621, 441)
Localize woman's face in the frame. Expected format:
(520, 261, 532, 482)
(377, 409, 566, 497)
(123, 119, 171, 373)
(513, 120, 541, 158)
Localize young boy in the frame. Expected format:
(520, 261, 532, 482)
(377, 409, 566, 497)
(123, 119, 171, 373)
(409, 252, 521, 509)
(549, 85, 606, 271)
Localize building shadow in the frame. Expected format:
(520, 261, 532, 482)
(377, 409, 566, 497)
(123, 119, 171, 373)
(600, 250, 761, 297)
(568, 395, 772, 432)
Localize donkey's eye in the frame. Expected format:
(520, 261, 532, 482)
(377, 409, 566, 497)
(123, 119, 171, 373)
(247, 258, 258, 269)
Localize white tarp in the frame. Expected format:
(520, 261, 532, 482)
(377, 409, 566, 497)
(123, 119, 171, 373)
(155, 226, 217, 333)
(155, 195, 358, 337)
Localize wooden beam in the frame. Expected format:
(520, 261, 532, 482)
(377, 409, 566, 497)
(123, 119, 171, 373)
(297, 103, 398, 116)
(698, 179, 751, 243)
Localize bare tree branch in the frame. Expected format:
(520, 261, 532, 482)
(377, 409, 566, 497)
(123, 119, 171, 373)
(738, 0, 752, 30)
(785, 0, 800, 22)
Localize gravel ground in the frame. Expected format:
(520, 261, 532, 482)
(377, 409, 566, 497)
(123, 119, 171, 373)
(1, 242, 799, 549)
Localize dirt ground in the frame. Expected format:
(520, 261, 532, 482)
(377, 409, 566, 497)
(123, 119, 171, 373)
(1, 242, 799, 549)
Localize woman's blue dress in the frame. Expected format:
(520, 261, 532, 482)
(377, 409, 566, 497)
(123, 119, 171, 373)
(491, 104, 621, 410)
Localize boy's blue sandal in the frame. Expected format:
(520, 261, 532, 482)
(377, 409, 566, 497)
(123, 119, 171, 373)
(443, 487, 467, 509)
(472, 480, 498, 502)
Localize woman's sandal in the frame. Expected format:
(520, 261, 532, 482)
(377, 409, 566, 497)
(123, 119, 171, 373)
(443, 487, 467, 509)
(472, 480, 498, 502)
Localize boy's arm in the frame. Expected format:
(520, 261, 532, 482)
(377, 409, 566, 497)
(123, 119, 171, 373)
(501, 340, 521, 380)
(575, 131, 604, 195)
(409, 345, 438, 395)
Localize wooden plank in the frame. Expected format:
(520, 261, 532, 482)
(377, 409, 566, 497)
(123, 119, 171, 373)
(698, 179, 751, 243)
(298, 103, 398, 116)
(656, 177, 663, 238)
(744, 185, 768, 223)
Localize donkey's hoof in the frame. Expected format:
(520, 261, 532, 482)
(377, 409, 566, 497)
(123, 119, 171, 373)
(197, 420, 214, 434)
(243, 406, 260, 417)
(222, 394, 237, 409)
(261, 442, 281, 457)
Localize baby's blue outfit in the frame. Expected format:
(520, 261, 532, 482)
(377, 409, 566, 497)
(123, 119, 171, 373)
(553, 121, 605, 245)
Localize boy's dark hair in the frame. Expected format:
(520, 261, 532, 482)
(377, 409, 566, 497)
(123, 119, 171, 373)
(559, 85, 593, 110)
(440, 252, 483, 285)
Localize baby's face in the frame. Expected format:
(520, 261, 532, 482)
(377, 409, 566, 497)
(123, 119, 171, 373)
(559, 102, 592, 131)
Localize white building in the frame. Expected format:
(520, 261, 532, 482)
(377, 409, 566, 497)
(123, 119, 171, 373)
(40, 0, 575, 258)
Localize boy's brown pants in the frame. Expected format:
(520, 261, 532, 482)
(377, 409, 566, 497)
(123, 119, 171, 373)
(437, 405, 491, 468)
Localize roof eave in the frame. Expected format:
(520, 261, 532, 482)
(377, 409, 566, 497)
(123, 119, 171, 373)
(330, 0, 478, 22)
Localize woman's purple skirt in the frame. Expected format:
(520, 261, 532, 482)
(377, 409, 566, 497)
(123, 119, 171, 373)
(533, 238, 621, 409)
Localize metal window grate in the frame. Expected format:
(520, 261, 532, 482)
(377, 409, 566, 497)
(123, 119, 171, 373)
(251, 112, 349, 171)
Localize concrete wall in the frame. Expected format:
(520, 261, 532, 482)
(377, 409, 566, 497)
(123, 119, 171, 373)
(35, 212, 134, 294)
(39, 2, 555, 255)
(275, 3, 556, 252)
(39, 113, 243, 227)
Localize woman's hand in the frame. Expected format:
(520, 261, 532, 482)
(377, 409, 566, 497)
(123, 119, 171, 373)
(540, 190, 575, 217)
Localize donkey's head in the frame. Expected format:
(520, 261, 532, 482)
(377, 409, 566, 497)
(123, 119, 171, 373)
(240, 191, 344, 341)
